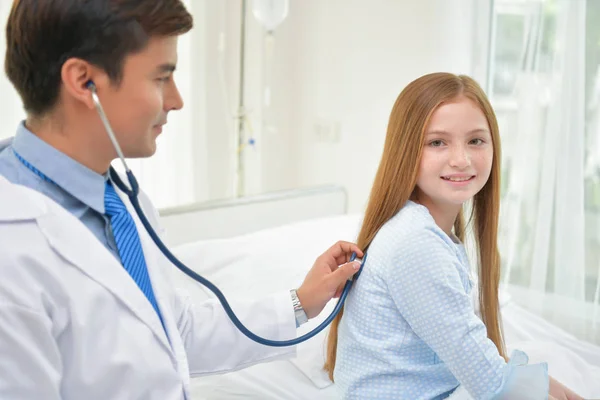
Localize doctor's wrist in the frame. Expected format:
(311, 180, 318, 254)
(290, 289, 308, 327)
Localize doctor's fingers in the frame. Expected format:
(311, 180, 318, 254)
(332, 263, 357, 298)
(320, 241, 364, 268)
(327, 260, 361, 292)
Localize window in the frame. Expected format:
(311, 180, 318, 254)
(489, 0, 599, 343)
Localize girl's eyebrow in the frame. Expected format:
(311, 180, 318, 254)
(425, 128, 489, 135)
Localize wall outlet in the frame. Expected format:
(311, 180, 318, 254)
(314, 119, 341, 143)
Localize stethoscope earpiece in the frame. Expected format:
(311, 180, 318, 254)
(85, 80, 96, 92)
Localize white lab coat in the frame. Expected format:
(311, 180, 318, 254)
(0, 176, 296, 400)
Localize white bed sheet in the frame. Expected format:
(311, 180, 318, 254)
(171, 214, 600, 399)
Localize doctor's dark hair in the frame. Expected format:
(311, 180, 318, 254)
(324, 73, 506, 381)
(4, 0, 193, 116)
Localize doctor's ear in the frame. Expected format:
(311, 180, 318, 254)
(60, 58, 103, 110)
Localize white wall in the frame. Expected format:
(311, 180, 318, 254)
(242, 0, 479, 212)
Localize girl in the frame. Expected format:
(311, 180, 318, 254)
(323, 73, 581, 400)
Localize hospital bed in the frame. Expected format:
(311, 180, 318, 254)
(160, 186, 600, 399)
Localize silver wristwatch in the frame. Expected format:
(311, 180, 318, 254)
(290, 289, 308, 327)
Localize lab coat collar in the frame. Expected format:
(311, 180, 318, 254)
(12, 122, 107, 215)
(0, 176, 48, 221)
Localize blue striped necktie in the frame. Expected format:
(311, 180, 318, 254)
(104, 181, 163, 319)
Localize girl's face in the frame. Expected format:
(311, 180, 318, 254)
(415, 95, 494, 212)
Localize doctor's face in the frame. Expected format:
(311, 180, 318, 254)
(99, 35, 184, 158)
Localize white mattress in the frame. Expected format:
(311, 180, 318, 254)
(171, 214, 600, 399)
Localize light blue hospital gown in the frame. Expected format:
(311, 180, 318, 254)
(334, 201, 549, 399)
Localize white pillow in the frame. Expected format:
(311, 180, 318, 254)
(170, 214, 362, 301)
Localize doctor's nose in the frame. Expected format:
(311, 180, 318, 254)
(165, 81, 184, 111)
(448, 145, 471, 169)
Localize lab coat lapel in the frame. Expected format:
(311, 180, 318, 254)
(35, 201, 174, 356)
(115, 186, 192, 390)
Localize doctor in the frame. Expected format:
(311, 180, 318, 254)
(0, 1, 363, 399)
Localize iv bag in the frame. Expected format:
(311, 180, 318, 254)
(252, 0, 289, 32)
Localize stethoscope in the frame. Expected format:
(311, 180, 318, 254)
(86, 80, 366, 347)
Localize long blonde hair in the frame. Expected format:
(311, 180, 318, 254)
(324, 72, 505, 381)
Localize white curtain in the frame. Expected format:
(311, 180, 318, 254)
(494, 0, 597, 343)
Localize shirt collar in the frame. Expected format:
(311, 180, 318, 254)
(12, 121, 108, 214)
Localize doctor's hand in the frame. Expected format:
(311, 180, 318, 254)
(296, 241, 363, 319)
